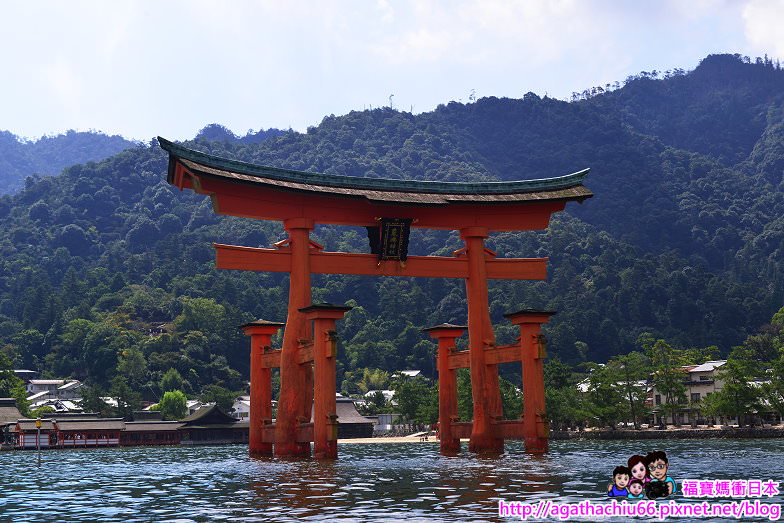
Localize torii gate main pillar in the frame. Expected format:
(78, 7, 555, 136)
(461, 227, 504, 454)
(276, 218, 315, 457)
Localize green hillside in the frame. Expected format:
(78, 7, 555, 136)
(0, 54, 782, 402)
(0, 130, 138, 195)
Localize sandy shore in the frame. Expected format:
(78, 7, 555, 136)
(339, 425, 784, 444)
(338, 435, 466, 444)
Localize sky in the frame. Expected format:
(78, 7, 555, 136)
(1, 0, 783, 142)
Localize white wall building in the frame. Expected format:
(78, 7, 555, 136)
(650, 360, 726, 425)
(26, 379, 83, 409)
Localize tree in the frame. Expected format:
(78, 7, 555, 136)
(499, 376, 523, 419)
(584, 363, 626, 429)
(760, 352, 784, 422)
(0, 353, 20, 395)
(174, 297, 225, 334)
(457, 368, 473, 422)
(12, 329, 45, 370)
(358, 390, 390, 416)
(605, 351, 650, 429)
(59, 224, 91, 255)
(414, 383, 439, 425)
(116, 347, 148, 388)
(28, 201, 50, 222)
(159, 390, 188, 420)
(356, 368, 391, 394)
(31, 405, 56, 418)
(110, 376, 141, 420)
(125, 217, 160, 252)
(546, 385, 588, 430)
(81, 322, 123, 384)
(0, 353, 30, 417)
(78, 384, 113, 417)
(644, 336, 688, 426)
(544, 357, 589, 430)
(393, 376, 435, 424)
(160, 367, 186, 393)
(200, 384, 236, 412)
(544, 357, 575, 389)
(704, 348, 762, 427)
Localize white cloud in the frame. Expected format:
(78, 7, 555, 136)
(375, 28, 463, 64)
(369, 0, 621, 68)
(377, 0, 395, 23)
(742, 0, 784, 58)
(38, 60, 82, 117)
(0, 0, 767, 140)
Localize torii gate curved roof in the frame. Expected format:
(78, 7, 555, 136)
(159, 137, 592, 230)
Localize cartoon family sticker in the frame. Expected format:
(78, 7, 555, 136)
(607, 450, 676, 499)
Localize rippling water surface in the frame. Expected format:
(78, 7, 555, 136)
(2, 439, 782, 521)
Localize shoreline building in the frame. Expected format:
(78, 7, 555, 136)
(650, 360, 727, 426)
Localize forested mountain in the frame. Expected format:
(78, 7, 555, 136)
(0, 53, 782, 401)
(0, 130, 138, 194)
(194, 123, 288, 144)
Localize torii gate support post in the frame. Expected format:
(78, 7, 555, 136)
(301, 304, 352, 459)
(276, 218, 315, 457)
(424, 324, 466, 455)
(240, 320, 284, 457)
(461, 227, 504, 454)
(505, 309, 555, 453)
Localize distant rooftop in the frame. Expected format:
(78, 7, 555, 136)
(0, 398, 23, 424)
(688, 360, 726, 373)
(27, 391, 49, 401)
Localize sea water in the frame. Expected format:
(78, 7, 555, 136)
(1, 439, 782, 521)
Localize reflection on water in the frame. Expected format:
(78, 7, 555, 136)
(1, 439, 782, 521)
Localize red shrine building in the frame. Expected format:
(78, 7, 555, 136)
(159, 137, 592, 457)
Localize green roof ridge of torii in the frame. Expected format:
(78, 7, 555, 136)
(158, 137, 591, 196)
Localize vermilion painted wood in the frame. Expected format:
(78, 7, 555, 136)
(507, 311, 554, 453)
(461, 228, 504, 454)
(261, 349, 282, 368)
(447, 343, 525, 369)
(260, 422, 316, 444)
(258, 345, 318, 368)
(426, 327, 465, 455)
(274, 220, 314, 457)
(450, 421, 473, 439)
(214, 244, 549, 280)
(495, 419, 527, 439)
(298, 345, 314, 365)
(303, 306, 349, 459)
(241, 323, 284, 457)
(449, 419, 528, 439)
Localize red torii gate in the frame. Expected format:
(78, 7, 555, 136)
(159, 137, 592, 457)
